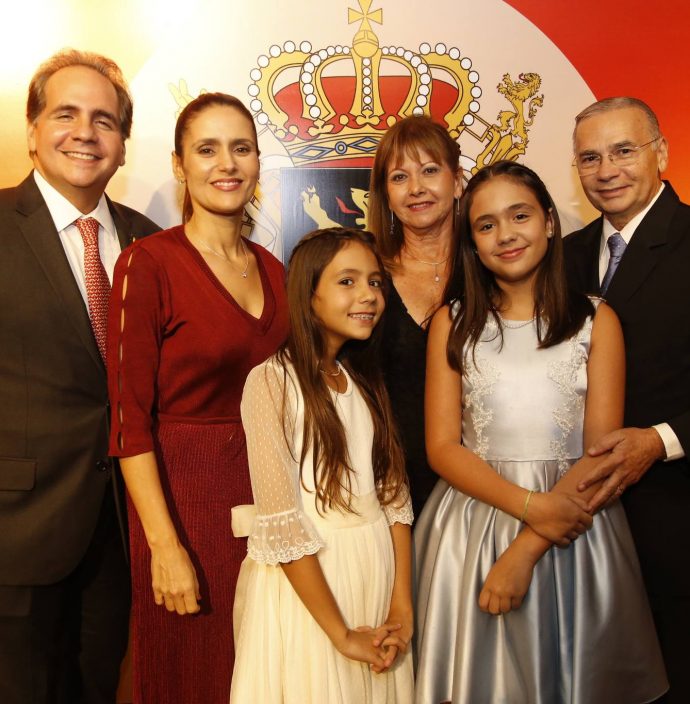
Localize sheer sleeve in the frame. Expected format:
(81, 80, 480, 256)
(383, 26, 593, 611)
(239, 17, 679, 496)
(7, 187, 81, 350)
(107, 244, 169, 457)
(381, 483, 414, 526)
(241, 361, 325, 565)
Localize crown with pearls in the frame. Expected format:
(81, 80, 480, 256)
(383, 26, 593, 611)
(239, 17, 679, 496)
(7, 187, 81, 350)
(247, 0, 484, 167)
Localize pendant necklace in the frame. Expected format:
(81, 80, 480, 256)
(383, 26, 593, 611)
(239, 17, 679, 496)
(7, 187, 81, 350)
(196, 237, 249, 278)
(404, 250, 449, 283)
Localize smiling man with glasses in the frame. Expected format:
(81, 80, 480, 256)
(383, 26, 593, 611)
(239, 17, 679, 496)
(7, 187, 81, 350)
(564, 96, 690, 703)
(574, 135, 662, 173)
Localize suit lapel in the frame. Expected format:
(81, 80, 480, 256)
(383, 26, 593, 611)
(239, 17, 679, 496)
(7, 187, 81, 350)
(584, 222, 602, 293)
(107, 196, 136, 251)
(15, 175, 104, 372)
(605, 183, 679, 307)
(569, 218, 602, 294)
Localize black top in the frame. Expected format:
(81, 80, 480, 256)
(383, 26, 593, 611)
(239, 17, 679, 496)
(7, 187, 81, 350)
(382, 282, 438, 519)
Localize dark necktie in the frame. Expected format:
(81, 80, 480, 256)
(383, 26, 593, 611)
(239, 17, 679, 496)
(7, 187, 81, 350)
(600, 232, 626, 296)
(75, 217, 110, 362)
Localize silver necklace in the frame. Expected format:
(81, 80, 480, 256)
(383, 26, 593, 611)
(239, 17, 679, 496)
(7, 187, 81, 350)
(499, 315, 535, 329)
(319, 364, 342, 377)
(404, 250, 449, 283)
(197, 238, 249, 278)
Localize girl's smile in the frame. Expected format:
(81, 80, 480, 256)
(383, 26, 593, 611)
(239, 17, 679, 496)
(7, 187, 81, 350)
(470, 175, 553, 289)
(496, 246, 527, 260)
(311, 241, 385, 361)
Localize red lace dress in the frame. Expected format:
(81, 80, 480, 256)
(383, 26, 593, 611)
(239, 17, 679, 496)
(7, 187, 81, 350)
(107, 226, 288, 704)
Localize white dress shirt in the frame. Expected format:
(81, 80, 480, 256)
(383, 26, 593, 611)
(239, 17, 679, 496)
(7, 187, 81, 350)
(33, 170, 121, 306)
(598, 183, 664, 281)
(598, 182, 683, 461)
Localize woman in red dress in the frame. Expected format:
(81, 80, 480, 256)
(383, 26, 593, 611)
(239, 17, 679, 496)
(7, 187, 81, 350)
(107, 93, 288, 704)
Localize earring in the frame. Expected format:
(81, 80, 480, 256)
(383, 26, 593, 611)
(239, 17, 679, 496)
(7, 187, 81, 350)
(547, 229, 553, 239)
(453, 197, 460, 229)
(390, 211, 396, 239)
(178, 179, 185, 185)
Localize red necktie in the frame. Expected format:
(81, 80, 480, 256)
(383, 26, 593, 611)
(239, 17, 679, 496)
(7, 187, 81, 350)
(75, 217, 110, 362)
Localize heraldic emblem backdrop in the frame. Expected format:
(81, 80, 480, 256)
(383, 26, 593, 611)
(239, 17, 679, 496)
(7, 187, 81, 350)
(169, 0, 544, 258)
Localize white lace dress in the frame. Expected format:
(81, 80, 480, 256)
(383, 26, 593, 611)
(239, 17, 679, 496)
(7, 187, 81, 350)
(230, 359, 414, 704)
(414, 307, 668, 704)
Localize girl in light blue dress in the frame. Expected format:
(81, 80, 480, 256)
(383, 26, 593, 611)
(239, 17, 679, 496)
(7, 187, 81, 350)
(415, 162, 667, 704)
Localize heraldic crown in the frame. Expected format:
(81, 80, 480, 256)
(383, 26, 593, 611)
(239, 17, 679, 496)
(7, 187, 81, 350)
(246, 0, 484, 167)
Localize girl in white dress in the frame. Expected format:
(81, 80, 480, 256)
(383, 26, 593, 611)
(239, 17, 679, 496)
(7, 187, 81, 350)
(231, 228, 414, 704)
(415, 162, 667, 703)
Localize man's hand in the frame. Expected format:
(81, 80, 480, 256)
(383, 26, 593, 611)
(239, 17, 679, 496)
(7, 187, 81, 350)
(522, 491, 592, 546)
(577, 427, 665, 511)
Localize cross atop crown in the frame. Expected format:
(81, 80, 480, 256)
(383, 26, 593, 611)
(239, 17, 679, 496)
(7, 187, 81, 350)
(348, 0, 383, 32)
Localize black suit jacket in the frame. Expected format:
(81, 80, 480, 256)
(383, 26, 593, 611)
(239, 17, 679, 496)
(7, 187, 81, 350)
(564, 182, 690, 452)
(0, 174, 159, 585)
(564, 182, 690, 595)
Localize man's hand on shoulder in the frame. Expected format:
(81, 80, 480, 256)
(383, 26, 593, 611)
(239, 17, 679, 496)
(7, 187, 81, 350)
(577, 427, 666, 511)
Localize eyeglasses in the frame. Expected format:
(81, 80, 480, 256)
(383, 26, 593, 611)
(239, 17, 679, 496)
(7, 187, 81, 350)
(573, 136, 661, 174)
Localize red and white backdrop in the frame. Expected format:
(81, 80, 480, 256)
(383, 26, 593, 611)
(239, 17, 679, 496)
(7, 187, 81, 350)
(1, 0, 688, 260)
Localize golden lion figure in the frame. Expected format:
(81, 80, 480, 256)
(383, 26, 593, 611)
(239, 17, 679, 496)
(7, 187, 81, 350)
(474, 72, 544, 173)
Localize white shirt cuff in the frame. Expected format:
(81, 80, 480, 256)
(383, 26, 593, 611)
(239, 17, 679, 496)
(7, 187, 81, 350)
(653, 423, 685, 461)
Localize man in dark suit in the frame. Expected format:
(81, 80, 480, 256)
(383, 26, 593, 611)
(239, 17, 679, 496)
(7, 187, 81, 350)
(565, 97, 690, 702)
(0, 50, 159, 703)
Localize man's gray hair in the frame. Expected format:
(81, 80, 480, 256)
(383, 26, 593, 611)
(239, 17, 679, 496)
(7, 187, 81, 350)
(573, 97, 661, 149)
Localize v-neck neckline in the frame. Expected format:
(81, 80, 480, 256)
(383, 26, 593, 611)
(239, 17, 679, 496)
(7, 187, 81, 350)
(389, 281, 430, 335)
(178, 227, 275, 331)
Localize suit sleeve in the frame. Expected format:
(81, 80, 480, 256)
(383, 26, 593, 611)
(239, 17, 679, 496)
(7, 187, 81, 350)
(107, 243, 169, 457)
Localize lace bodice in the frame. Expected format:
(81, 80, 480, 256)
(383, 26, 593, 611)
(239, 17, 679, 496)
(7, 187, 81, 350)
(240, 359, 412, 565)
(460, 309, 596, 475)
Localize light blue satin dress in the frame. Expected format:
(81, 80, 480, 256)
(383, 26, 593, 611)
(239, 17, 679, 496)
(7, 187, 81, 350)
(414, 308, 668, 704)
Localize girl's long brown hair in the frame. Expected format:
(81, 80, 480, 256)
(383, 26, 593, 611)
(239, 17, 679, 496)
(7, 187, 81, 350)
(275, 227, 407, 513)
(446, 161, 594, 372)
